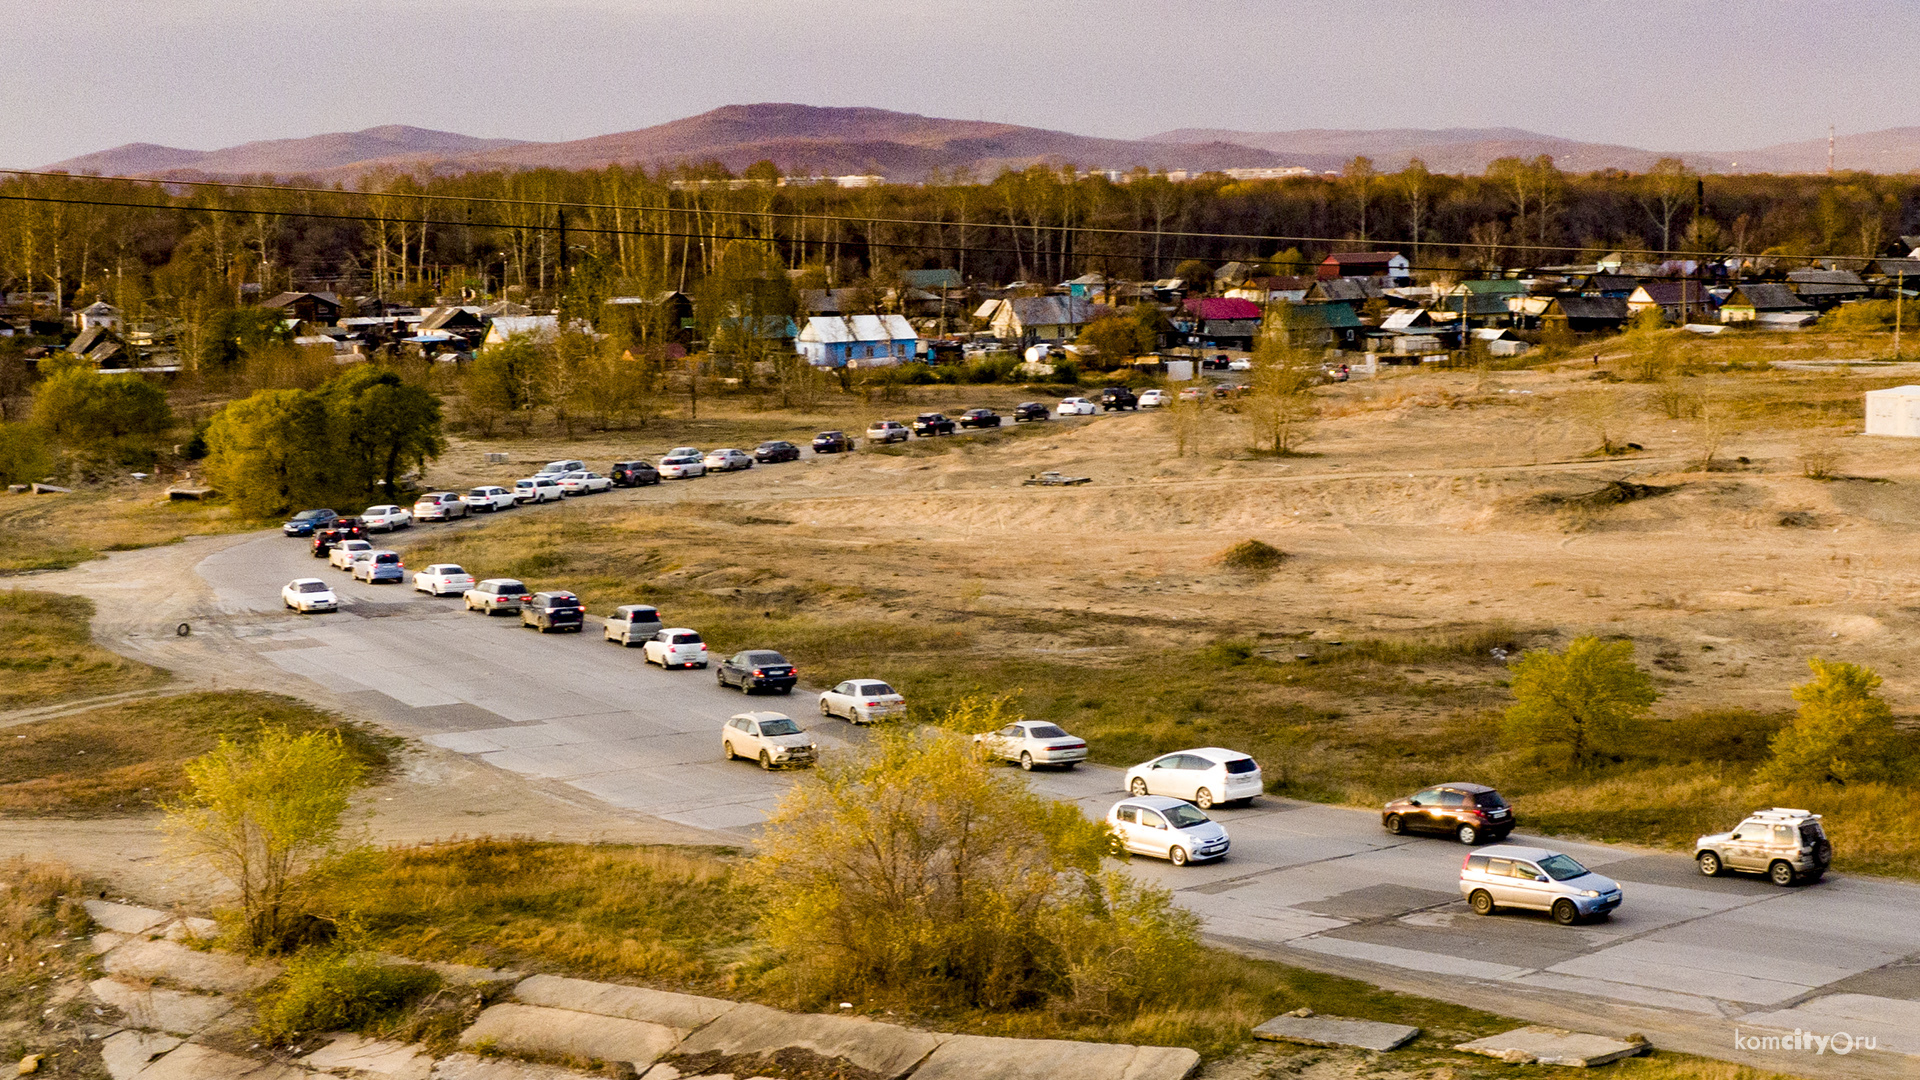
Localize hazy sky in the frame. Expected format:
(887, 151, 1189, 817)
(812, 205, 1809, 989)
(4, 0, 1915, 166)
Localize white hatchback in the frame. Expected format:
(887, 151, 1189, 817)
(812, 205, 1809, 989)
(1137, 389, 1169, 408)
(328, 539, 373, 570)
(819, 680, 906, 724)
(703, 448, 753, 472)
(1124, 748, 1263, 809)
(514, 477, 564, 504)
(281, 578, 337, 613)
(362, 505, 412, 531)
(412, 492, 467, 521)
(464, 486, 517, 513)
(1107, 796, 1230, 866)
(659, 448, 706, 479)
(643, 627, 709, 668)
(1058, 397, 1098, 416)
(413, 563, 476, 596)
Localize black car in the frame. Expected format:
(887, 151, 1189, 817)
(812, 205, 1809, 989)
(521, 591, 585, 633)
(310, 518, 367, 557)
(755, 440, 802, 463)
(283, 508, 338, 537)
(811, 431, 852, 454)
(1382, 783, 1515, 845)
(1099, 387, 1139, 411)
(958, 408, 1002, 429)
(912, 413, 957, 437)
(609, 460, 662, 487)
(717, 649, 798, 694)
(1012, 402, 1051, 422)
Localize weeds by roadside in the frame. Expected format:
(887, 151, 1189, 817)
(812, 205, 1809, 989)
(0, 589, 168, 710)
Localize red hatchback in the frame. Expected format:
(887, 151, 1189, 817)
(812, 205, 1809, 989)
(1383, 783, 1514, 845)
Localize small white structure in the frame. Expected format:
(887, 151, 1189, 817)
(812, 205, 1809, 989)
(484, 315, 560, 345)
(74, 301, 121, 332)
(1864, 385, 1920, 437)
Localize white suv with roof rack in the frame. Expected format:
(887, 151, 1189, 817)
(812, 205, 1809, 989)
(1695, 808, 1832, 886)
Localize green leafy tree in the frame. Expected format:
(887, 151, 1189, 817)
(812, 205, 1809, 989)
(164, 727, 366, 951)
(0, 421, 52, 484)
(1760, 658, 1901, 786)
(1245, 317, 1322, 454)
(30, 365, 173, 455)
(328, 368, 445, 501)
(1504, 636, 1659, 768)
(753, 703, 1196, 1011)
(1075, 311, 1156, 369)
(203, 388, 338, 516)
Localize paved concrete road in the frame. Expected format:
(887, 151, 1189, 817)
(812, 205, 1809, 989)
(174, 530, 1920, 1077)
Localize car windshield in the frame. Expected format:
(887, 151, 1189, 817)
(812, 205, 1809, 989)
(1163, 804, 1211, 828)
(859, 683, 895, 696)
(1223, 758, 1259, 774)
(1029, 725, 1069, 739)
(1536, 853, 1589, 881)
(1474, 791, 1508, 808)
(758, 718, 800, 736)
(297, 582, 327, 592)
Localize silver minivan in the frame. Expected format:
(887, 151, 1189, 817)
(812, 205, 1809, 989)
(1460, 844, 1622, 925)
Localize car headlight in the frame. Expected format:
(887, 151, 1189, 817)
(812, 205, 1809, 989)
(1579, 889, 1601, 898)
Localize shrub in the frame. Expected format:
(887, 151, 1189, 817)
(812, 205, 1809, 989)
(1760, 658, 1902, 786)
(254, 948, 440, 1041)
(1216, 539, 1286, 572)
(1503, 636, 1659, 768)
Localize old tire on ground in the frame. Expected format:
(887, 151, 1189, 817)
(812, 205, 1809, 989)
(1469, 890, 1496, 916)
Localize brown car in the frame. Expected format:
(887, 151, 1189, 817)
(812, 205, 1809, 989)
(1382, 783, 1514, 845)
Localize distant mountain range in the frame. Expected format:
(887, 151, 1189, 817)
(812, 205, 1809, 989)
(37, 105, 1920, 182)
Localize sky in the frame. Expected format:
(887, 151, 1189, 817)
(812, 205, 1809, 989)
(4, 0, 1917, 167)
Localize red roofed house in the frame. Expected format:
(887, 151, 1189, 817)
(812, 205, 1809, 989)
(1317, 251, 1412, 285)
(1181, 297, 1264, 349)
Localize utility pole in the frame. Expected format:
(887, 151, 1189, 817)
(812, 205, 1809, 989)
(1898, 272, 1906, 360)
(1828, 126, 1835, 176)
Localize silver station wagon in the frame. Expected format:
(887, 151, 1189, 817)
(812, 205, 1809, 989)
(1460, 844, 1622, 925)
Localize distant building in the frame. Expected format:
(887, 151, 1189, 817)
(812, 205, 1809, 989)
(1719, 283, 1814, 324)
(1180, 297, 1263, 349)
(262, 291, 342, 326)
(1785, 269, 1870, 311)
(1864, 385, 1920, 437)
(1626, 281, 1713, 322)
(1317, 251, 1411, 285)
(73, 301, 120, 332)
(484, 315, 561, 345)
(1541, 296, 1630, 334)
(988, 295, 1103, 344)
(796, 314, 916, 367)
(1226, 276, 1311, 304)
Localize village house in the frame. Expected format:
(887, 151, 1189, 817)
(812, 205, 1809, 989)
(1626, 281, 1713, 322)
(1785, 269, 1870, 311)
(1541, 295, 1630, 334)
(1317, 251, 1412, 285)
(796, 314, 917, 367)
(263, 291, 342, 326)
(1719, 283, 1816, 325)
(980, 295, 1104, 344)
(72, 301, 120, 332)
(484, 314, 562, 346)
(1270, 302, 1364, 349)
(1226, 275, 1311, 304)
(1179, 297, 1263, 349)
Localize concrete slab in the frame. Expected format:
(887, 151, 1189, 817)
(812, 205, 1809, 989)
(298, 1033, 434, 1079)
(908, 1034, 1198, 1080)
(161, 917, 220, 942)
(459, 1003, 678, 1069)
(90, 978, 232, 1035)
(1287, 935, 1532, 981)
(99, 1030, 180, 1080)
(1454, 1026, 1648, 1067)
(92, 930, 132, 955)
(103, 938, 281, 994)
(673, 1001, 942, 1080)
(429, 1052, 598, 1079)
(85, 899, 171, 935)
(1507, 972, 1724, 1015)
(1736, 994, 1920, 1057)
(1251, 1013, 1419, 1052)
(510, 974, 736, 1034)
(128, 1040, 316, 1079)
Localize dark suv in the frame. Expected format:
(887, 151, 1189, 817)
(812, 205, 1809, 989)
(755, 440, 801, 463)
(609, 460, 661, 487)
(521, 591, 585, 633)
(1012, 402, 1051, 422)
(717, 650, 798, 694)
(310, 518, 366, 557)
(958, 408, 1002, 429)
(811, 431, 852, 454)
(912, 413, 956, 437)
(1382, 783, 1514, 844)
(1099, 387, 1138, 411)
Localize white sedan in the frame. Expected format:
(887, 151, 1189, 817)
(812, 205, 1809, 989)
(1058, 397, 1098, 416)
(558, 470, 613, 495)
(722, 711, 817, 770)
(412, 492, 467, 521)
(464, 486, 517, 513)
(1137, 389, 1169, 408)
(704, 448, 753, 472)
(328, 539, 373, 570)
(973, 721, 1087, 770)
(1227, 358, 1252, 371)
(818, 680, 906, 724)
(281, 578, 337, 613)
(361, 505, 413, 532)
(413, 563, 476, 596)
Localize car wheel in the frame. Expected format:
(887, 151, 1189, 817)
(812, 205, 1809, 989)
(1194, 787, 1214, 810)
(1385, 814, 1405, 835)
(758, 751, 773, 771)
(723, 741, 734, 761)
(1129, 778, 1148, 797)
(1169, 846, 1189, 867)
(1552, 899, 1580, 926)
(1019, 751, 1033, 772)
(1469, 890, 1496, 916)
(1457, 824, 1480, 845)
(741, 677, 754, 694)
(1697, 851, 1723, 877)
(821, 700, 834, 717)
(1769, 860, 1797, 887)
